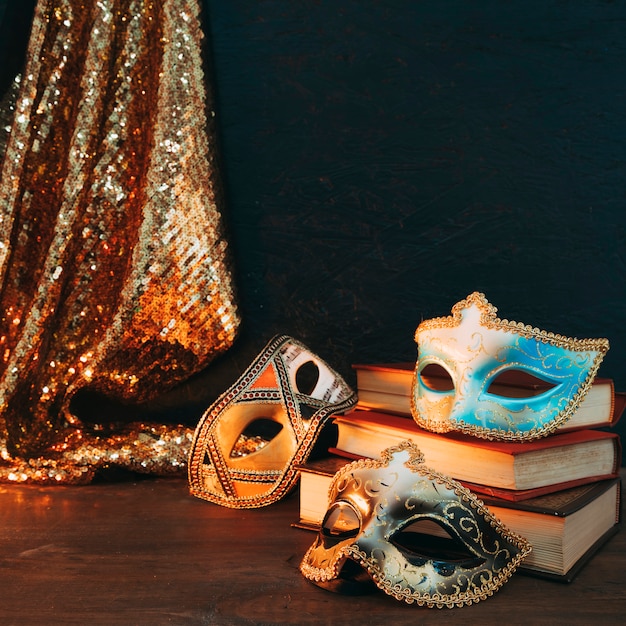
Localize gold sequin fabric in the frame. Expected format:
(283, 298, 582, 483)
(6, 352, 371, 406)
(0, 0, 239, 481)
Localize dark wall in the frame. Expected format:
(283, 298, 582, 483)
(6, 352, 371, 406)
(2, 1, 625, 450)
(200, 2, 626, 395)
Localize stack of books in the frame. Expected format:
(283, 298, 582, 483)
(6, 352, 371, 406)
(294, 362, 624, 583)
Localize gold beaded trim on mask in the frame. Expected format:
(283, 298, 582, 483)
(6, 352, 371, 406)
(300, 441, 532, 609)
(415, 292, 609, 354)
(188, 335, 357, 508)
(412, 292, 609, 441)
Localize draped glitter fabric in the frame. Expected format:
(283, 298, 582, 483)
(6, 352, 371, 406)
(0, 0, 240, 482)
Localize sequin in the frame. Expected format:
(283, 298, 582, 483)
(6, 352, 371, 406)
(0, 0, 239, 482)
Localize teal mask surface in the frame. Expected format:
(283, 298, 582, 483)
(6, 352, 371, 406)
(412, 293, 609, 441)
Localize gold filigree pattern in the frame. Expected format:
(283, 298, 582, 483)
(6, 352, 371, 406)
(0, 0, 239, 481)
(412, 293, 608, 440)
(300, 441, 531, 608)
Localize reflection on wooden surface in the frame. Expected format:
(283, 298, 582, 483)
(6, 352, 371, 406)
(0, 476, 623, 625)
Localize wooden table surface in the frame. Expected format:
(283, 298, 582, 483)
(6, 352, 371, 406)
(0, 476, 624, 625)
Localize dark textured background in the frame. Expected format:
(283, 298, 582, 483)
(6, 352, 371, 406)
(1, 1, 625, 454)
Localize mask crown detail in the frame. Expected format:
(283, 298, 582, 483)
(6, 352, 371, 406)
(412, 292, 609, 441)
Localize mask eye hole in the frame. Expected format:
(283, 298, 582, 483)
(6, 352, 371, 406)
(322, 502, 361, 539)
(419, 363, 454, 392)
(487, 369, 557, 398)
(390, 519, 485, 569)
(230, 418, 283, 458)
(295, 360, 320, 395)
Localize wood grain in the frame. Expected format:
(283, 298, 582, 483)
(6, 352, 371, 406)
(0, 476, 623, 625)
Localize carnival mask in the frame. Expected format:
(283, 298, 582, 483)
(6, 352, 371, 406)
(188, 335, 357, 508)
(412, 292, 609, 440)
(300, 441, 531, 608)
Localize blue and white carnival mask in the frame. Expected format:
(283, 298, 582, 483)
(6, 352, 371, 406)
(412, 292, 609, 441)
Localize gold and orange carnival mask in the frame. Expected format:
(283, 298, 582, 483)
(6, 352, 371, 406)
(188, 335, 357, 508)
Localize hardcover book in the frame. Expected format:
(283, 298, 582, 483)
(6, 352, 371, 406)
(331, 410, 621, 495)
